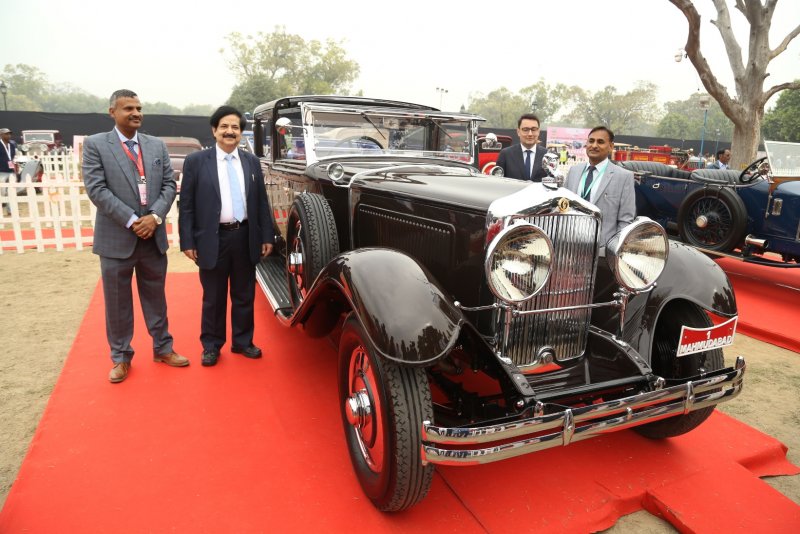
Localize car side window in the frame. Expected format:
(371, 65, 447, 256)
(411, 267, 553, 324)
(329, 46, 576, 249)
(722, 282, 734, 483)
(277, 109, 304, 162)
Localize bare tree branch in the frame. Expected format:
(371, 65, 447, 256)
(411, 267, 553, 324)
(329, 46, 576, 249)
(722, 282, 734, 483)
(763, 81, 800, 103)
(770, 22, 800, 59)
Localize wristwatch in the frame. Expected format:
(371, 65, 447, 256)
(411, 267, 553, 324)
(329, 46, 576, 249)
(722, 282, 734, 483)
(150, 212, 163, 225)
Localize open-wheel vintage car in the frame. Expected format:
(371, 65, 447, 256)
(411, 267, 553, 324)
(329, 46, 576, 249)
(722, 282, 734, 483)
(251, 95, 746, 511)
(622, 140, 800, 265)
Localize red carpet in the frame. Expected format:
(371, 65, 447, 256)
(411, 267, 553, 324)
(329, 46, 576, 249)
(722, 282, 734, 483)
(0, 274, 798, 533)
(715, 257, 800, 353)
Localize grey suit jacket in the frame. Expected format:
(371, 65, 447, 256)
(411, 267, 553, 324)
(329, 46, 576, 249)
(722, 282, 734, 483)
(83, 130, 176, 258)
(565, 160, 636, 246)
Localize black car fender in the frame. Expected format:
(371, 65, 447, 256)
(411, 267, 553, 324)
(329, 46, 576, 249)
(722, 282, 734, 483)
(618, 240, 737, 364)
(296, 247, 468, 366)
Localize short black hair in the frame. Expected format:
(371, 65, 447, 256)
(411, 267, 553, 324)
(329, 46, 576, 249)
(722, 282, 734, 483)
(517, 114, 541, 128)
(589, 126, 614, 142)
(109, 89, 138, 107)
(716, 149, 729, 158)
(210, 105, 246, 130)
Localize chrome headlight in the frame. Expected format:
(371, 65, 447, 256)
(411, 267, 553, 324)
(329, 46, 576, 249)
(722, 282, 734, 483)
(490, 165, 504, 177)
(606, 218, 668, 292)
(327, 162, 345, 182)
(485, 222, 553, 304)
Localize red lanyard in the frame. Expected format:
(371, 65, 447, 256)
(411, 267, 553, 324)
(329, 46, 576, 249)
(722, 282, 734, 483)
(121, 141, 145, 181)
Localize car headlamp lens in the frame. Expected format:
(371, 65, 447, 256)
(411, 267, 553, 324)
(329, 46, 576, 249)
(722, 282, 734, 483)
(327, 162, 345, 181)
(490, 165, 504, 177)
(485, 222, 553, 303)
(607, 218, 668, 292)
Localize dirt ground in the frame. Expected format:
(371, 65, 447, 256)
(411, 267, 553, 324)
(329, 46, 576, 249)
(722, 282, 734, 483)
(0, 248, 798, 531)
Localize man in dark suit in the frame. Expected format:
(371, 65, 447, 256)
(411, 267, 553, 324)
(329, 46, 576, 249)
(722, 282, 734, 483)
(494, 114, 547, 181)
(565, 126, 635, 248)
(179, 106, 275, 367)
(1, 127, 17, 216)
(83, 89, 188, 383)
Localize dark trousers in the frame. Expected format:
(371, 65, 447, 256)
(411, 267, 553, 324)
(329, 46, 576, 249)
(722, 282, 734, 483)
(199, 225, 256, 351)
(100, 237, 173, 363)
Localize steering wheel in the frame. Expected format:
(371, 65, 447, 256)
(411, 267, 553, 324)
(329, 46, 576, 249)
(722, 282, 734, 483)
(335, 136, 382, 150)
(739, 156, 768, 183)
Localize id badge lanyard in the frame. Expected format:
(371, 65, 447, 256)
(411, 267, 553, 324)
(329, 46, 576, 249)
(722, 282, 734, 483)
(121, 141, 147, 206)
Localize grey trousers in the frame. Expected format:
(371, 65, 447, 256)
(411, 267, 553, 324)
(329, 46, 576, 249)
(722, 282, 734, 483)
(99, 238, 174, 363)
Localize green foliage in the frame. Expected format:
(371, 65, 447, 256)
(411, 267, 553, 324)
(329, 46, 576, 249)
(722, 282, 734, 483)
(762, 87, 800, 142)
(561, 82, 661, 134)
(222, 26, 360, 113)
(657, 93, 733, 141)
(466, 87, 530, 128)
(2, 63, 213, 114)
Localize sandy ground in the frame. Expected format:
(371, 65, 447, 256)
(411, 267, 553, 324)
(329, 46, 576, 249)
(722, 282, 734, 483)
(0, 248, 798, 531)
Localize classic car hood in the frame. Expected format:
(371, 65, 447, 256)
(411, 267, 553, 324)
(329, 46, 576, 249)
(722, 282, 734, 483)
(349, 165, 531, 212)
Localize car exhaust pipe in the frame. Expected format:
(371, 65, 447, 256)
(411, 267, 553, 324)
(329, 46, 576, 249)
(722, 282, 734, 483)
(744, 234, 767, 250)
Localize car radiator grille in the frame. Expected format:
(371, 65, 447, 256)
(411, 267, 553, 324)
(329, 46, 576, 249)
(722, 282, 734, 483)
(502, 213, 599, 368)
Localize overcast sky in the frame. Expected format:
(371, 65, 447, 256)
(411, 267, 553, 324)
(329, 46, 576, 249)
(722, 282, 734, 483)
(5, 0, 799, 112)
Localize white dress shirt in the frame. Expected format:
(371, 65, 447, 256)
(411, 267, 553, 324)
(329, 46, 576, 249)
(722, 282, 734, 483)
(216, 145, 247, 223)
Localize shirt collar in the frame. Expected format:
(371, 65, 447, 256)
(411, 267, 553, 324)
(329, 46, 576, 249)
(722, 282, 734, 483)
(589, 158, 610, 173)
(216, 145, 237, 161)
(114, 127, 138, 144)
(520, 144, 537, 154)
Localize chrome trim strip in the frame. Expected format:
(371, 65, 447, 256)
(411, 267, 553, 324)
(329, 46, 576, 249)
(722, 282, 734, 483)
(420, 360, 745, 466)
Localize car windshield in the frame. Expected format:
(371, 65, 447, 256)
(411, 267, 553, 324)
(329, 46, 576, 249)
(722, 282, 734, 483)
(24, 132, 55, 142)
(765, 140, 800, 177)
(301, 105, 475, 165)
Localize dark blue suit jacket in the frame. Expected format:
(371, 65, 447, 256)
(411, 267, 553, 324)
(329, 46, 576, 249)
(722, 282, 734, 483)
(178, 147, 274, 270)
(495, 144, 547, 181)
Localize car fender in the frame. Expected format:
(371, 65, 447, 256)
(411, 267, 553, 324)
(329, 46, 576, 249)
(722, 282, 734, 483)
(623, 240, 737, 363)
(296, 248, 467, 365)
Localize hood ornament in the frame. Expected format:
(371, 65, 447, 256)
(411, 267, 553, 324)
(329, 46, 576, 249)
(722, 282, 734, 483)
(541, 152, 564, 189)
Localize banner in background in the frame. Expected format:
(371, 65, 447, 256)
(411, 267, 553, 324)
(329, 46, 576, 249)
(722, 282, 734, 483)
(546, 127, 591, 160)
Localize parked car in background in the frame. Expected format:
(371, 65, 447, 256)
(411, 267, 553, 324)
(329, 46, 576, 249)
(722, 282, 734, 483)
(159, 136, 203, 193)
(17, 130, 65, 163)
(250, 95, 745, 511)
(623, 139, 800, 265)
(476, 132, 513, 174)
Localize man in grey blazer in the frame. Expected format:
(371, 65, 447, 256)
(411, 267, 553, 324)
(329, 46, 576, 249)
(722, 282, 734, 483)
(83, 89, 188, 383)
(495, 114, 548, 181)
(565, 126, 635, 248)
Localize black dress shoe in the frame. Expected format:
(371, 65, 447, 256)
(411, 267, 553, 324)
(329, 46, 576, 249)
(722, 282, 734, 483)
(231, 345, 262, 358)
(201, 348, 220, 367)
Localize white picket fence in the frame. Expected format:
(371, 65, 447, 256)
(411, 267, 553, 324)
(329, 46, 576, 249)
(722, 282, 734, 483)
(0, 153, 183, 254)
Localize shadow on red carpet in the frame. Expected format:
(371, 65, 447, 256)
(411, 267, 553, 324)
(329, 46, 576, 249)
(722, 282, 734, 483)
(0, 273, 798, 533)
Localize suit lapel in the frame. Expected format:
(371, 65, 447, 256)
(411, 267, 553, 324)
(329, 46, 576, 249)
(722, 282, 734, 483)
(238, 149, 252, 198)
(106, 131, 140, 198)
(140, 135, 159, 208)
(205, 149, 221, 201)
(593, 161, 614, 200)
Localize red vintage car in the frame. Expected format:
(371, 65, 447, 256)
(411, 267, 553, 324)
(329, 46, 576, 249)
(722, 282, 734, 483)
(476, 132, 513, 174)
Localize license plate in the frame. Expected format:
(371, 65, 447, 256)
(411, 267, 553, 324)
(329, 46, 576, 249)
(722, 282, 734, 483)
(677, 317, 737, 357)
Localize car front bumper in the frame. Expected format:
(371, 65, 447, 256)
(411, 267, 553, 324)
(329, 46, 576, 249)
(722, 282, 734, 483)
(421, 356, 745, 466)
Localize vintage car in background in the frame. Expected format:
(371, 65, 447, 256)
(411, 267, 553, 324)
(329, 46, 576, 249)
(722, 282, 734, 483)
(476, 132, 513, 174)
(159, 136, 203, 193)
(622, 139, 800, 265)
(250, 95, 745, 511)
(16, 130, 66, 163)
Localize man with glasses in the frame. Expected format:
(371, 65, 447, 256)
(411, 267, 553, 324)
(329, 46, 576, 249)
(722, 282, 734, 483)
(495, 114, 547, 181)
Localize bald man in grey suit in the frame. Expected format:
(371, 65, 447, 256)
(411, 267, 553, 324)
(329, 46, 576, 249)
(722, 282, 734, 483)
(565, 126, 635, 247)
(83, 89, 188, 383)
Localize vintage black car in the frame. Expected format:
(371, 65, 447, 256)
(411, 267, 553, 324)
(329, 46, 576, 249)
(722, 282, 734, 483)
(251, 96, 746, 511)
(623, 140, 800, 265)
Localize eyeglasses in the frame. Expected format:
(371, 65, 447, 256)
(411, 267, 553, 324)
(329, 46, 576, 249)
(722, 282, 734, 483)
(519, 127, 539, 133)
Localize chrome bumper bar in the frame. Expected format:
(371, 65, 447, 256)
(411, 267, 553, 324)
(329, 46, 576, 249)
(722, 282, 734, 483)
(421, 357, 745, 466)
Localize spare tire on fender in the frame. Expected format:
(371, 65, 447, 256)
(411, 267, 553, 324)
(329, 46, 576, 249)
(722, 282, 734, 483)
(677, 187, 747, 252)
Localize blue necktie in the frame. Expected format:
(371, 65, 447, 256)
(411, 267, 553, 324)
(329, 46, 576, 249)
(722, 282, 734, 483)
(124, 140, 137, 156)
(582, 166, 596, 200)
(225, 154, 245, 222)
(524, 150, 532, 179)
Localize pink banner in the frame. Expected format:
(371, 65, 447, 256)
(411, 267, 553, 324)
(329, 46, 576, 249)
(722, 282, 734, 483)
(546, 127, 591, 160)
